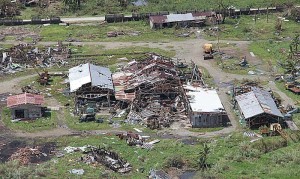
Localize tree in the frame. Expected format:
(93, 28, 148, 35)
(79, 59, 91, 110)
(63, 0, 81, 12)
(284, 58, 298, 78)
(118, 0, 128, 8)
(275, 18, 282, 32)
(283, 35, 300, 78)
(290, 7, 300, 21)
(0, 0, 19, 17)
(291, 34, 300, 52)
(215, 0, 231, 24)
(198, 143, 210, 171)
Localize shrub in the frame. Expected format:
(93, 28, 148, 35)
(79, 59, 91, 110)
(165, 155, 185, 169)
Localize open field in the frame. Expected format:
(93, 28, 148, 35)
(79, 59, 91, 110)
(0, 22, 195, 42)
(205, 14, 300, 41)
(40, 22, 194, 42)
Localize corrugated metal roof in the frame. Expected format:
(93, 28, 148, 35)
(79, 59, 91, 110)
(7, 93, 44, 108)
(166, 13, 194, 22)
(150, 12, 214, 24)
(192, 12, 214, 17)
(68, 63, 113, 92)
(184, 85, 225, 113)
(235, 87, 283, 119)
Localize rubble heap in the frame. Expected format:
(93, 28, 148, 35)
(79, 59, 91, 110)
(8, 146, 45, 165)
(81, 147, 132, 173)
(0, 42, 70, 75)
(114, 54, 190, 129)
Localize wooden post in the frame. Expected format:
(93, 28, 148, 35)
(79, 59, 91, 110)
(254, 10, 257, 24)
(267, 7, 269, 23)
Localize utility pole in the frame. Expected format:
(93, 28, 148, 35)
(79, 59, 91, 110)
(217, 3, 223, 69)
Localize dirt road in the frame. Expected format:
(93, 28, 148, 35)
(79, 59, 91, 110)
(0, 74, 37, 94)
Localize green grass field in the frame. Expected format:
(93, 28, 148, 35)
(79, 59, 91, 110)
(206, 13, 300, 41)
(1, 107, 58, 132)
(39, 21, 193, 42)
(1, 132, 300, 178)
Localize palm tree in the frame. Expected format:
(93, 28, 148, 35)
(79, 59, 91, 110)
(63, 0, 81, 12)
(291, 34, 299, 52)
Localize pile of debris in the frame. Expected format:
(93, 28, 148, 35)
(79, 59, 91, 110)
(81, 147, 132, 173)
(0, 42, 70, 75)
(107, 31, 141, 37)
(8, 146, 48, 165)
(21, 85, 40, 94)
(116, 131, 160, 149)
(113, 54, 190, 129)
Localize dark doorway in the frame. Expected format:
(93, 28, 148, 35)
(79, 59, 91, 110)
(15, 109, 25, 118)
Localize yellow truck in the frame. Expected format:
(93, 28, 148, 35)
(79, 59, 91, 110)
(203, 43, 213, 60)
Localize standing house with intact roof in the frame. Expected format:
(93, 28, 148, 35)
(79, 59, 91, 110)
(184, 85, 228, 128)
(7, 93, 44, 120)
(235, 87, 284, 128)
(149, 12, 222, 29)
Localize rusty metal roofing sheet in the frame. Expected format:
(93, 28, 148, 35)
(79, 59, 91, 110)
(7, 93, 44, 108)
(149, 16, 167, 24)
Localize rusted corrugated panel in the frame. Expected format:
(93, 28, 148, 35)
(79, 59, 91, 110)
(192, 12, 214, 17)
(149, 15, 167, 24)
(115, 92, 135, 102)
(7, 93, 44, 108)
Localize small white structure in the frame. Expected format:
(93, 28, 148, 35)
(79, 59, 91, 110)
(184, 85, 228, 128)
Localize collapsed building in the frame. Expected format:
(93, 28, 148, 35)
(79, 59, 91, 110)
(234, 87, 284, 129)
(69, 54, 228, 129)
(7, 93, 44, 120)
(115, 54, 189, 129)
(68, 63, 114, 114)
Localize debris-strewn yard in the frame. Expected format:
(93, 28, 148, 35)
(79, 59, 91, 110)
(0, 3, 300, 177)
(205, 14, 300, 41)
(1, 132, 300, 178)
(39, 21, 195, 42)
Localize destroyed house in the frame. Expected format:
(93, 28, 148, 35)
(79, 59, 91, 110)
(149, 12, 221, 29)
(68, 63, 114, 111)
(235, 87, 284, 128)
(185, 85, 228, 128)
(7, 93, 44, 120)
(120, 55, 189, 129)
